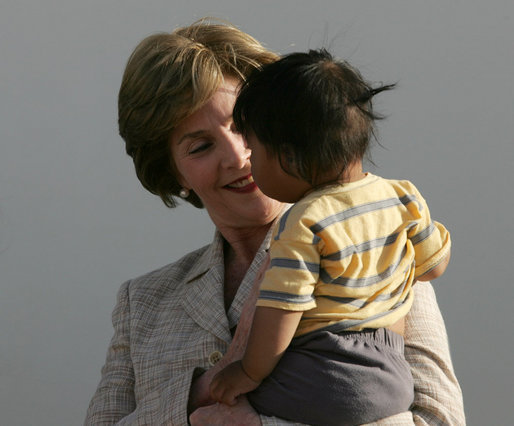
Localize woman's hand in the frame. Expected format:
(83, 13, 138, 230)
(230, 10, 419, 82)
(189, 396, 262, 426)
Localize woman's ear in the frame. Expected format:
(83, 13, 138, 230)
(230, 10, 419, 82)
(173, 168, 190, 190)
(169, 159, 190, 190)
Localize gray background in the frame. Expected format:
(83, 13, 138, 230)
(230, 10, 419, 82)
(1, 1, 512, 425)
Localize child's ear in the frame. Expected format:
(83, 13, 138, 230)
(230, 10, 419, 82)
(279, 148, 297, 175)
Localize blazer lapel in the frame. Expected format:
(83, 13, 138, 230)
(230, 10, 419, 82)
(180, 234, 232, 344)
(180, 220, 279, 344)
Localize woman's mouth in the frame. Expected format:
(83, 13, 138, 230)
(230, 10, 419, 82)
(225, 175, 258, 193)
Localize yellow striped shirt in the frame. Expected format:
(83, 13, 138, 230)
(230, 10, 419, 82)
(256, 173, 451, 336)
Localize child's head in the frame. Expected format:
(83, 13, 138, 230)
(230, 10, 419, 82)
(233, 48, 394, 187)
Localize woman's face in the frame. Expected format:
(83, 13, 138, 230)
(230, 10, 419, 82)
(170, 77, 283, 232)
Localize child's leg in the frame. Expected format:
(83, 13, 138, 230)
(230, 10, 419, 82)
(247, 328, 414, 426)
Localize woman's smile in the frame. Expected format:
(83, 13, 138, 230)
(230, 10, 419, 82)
(224, 174, 257, 192)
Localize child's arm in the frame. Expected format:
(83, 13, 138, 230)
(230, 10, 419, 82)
(416, 250, 451, 282)
(243, 306, 304, 381)
(209, 306, 303, 406)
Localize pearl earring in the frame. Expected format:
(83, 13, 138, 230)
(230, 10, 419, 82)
(179, 188, 190, 199)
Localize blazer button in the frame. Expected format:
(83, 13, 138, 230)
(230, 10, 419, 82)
(208, 350, 223, 366)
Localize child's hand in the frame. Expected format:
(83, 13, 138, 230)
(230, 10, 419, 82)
(209, 360, 261, 406)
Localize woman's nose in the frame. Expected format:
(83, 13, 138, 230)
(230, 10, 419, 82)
(221, 131, 250, 169)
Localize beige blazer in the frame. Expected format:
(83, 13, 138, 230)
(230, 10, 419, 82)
(85, 231, 464, 425)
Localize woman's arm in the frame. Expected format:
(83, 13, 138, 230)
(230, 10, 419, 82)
(84, 281, 136, 425)
(84, 281, 199, 426)
(405, 282, 465, 425)
(363, 282, 464, 426)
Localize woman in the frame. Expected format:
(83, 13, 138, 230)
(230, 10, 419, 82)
(85, 18, 464, 425)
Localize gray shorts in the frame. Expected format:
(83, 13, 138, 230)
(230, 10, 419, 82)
(247, 327, 414, 426)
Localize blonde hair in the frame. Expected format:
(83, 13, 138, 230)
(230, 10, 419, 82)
(118, 18, 278, 207)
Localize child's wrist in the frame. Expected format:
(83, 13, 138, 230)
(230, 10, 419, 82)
(239, 360, 262, 384)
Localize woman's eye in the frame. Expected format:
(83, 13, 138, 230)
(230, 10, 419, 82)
(188, 140, 212, 155)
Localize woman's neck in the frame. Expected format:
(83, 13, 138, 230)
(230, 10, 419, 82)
(220, 222, 274, 309)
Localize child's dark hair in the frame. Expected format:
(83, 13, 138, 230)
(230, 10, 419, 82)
(233, 48, 395, 185)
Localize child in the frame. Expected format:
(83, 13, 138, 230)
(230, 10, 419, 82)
(210, 49, 451, 426)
